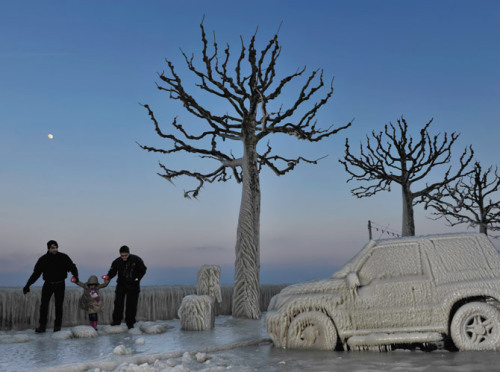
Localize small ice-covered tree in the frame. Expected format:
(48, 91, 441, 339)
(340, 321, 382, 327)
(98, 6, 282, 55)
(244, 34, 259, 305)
(425, 162, 500, 235)
(339, 116, 473, 236)
(139, 21, 351, 319)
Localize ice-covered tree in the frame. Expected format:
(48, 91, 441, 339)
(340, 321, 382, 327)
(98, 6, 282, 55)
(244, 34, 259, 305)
(339, 116, 473, 236)
(425, 162, 500, 235)
(139, 22, 351, 319)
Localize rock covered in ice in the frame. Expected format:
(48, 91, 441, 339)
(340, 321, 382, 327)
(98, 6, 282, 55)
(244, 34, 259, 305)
(166, 358, 177, 367)
(170, 365, 190, 372)
(72, 325, 98, 338)
(194, 352, 209, 363)
(12, 333, 30, 343)
(181, 351, 192, 364)
(135, 337, 145, 345)
(104, 324, 128, 334)
(113, 344, 133, 355)
(0, 333, 30, 343)
(113, 361, 157, 371)
(139, 321, 172, 334)
(128, 327, 142, 335)
(178, 295, 215, 331)
(196, 264, 222, 304)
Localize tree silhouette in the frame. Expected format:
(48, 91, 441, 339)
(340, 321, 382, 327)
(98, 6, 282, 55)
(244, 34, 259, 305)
(425, 162, 500, 235)
(139, 22, 351, 319)
(339, 116, 473, 236)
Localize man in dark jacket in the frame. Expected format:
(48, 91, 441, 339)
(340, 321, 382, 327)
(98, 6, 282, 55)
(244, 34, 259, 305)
(106, 245, 147, 329)
(23, 240, 79, 333)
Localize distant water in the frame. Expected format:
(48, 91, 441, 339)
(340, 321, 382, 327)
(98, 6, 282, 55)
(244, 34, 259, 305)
(0, 284, 287, 331)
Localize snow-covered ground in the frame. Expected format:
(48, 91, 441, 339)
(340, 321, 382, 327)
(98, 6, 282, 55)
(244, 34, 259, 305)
(1, 315, 500, 372)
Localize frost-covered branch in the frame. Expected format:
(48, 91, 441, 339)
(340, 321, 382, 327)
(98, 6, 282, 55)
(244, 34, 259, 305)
(140, 20, 350, 199)
(339, 116, 474, 236)
(425, 162, 500, 235)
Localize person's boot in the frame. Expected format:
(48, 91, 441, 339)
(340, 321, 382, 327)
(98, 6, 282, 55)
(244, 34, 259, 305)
(35, 325, 46, 333)
(53, 325, 61, 332)
(90, 321, 98, 330)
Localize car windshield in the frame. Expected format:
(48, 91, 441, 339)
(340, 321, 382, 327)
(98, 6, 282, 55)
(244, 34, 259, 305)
(331, 240, 376, 279)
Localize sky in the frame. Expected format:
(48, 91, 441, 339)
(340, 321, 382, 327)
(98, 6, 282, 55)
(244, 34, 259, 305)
(1, 0, 500, 286)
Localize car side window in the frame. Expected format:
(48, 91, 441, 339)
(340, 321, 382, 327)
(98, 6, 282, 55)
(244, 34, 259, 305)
(433, 237, 489, 272)
(358, 245, 422, 284)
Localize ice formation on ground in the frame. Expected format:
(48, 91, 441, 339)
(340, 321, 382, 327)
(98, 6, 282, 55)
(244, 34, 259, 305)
(3, 314, 500, 371)
(0, 315, 270, 371)
(178, 295, 215, 331)
(0, 333, 30, 343)
(196, 265, 222, 303)
(52, 329, 73, 340)
(104, 325, 129, 334)
(266, 233, 500, 352)
(114, 344, 133, 355)
(71, 325, 99, 338)
(139, 321, 173, 335)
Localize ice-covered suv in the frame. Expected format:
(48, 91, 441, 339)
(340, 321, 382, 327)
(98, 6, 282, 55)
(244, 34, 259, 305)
(266, 233, 500, 351)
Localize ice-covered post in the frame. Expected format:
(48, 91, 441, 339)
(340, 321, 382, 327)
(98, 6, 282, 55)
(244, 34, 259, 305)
(196, 264, 222, 303)
(178, 264, 222, 331)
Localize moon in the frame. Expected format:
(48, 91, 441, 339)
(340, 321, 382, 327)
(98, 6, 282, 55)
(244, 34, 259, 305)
(48, 134, 54, 139)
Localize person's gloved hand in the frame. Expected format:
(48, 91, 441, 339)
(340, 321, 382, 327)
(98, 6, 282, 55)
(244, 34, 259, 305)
(23, 286, 30, 295)
(101, 275, 109, 280)
(71, 276, 78, 283)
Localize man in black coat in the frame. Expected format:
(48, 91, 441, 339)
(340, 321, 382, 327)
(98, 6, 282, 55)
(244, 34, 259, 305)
(23, 240, 79, 333)
(105, 245, 147, 329)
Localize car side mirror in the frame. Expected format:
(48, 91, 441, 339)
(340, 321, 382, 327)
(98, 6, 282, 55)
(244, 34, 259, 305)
(346, 272, 361, 290)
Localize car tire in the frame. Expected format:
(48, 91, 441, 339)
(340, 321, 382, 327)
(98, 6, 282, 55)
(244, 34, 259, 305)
(450, 302, 500, 351)
(286, 311, 338, 350)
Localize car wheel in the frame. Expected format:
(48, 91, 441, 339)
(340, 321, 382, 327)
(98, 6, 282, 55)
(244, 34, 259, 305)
(286, 311, 338, 350)
(450, 302, 500, 351)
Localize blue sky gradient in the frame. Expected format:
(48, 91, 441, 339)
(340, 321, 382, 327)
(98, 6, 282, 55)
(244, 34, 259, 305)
(1, 0, 499, 286)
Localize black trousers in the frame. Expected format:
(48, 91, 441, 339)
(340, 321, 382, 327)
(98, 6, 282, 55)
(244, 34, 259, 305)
(112, 285, 140, 327)
(39, 281, 65, 327)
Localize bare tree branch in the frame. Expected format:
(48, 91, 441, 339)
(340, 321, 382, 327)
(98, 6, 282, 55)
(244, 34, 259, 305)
(140, 20, 351, 198)
(425, 161, 500, 235)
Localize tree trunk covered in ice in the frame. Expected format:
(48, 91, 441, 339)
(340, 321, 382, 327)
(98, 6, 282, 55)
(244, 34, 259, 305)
(340, 117, 473, 236)
(139, 20, 351, 318)
(233, 137, 261, 318)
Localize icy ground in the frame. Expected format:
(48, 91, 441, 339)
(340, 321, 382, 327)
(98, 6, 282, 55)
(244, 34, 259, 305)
(2, 315, 500, 372)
